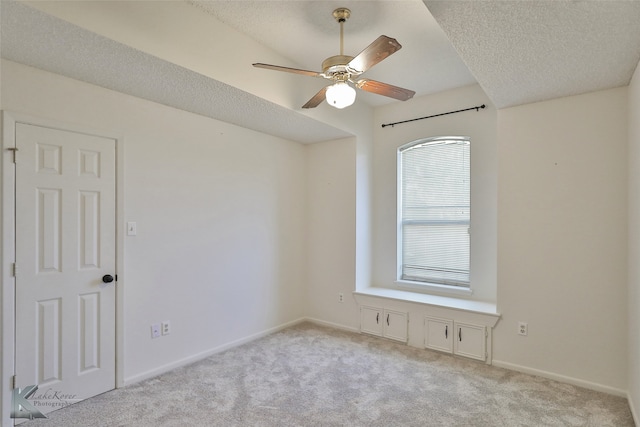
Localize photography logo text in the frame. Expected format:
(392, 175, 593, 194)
(11, 384, 80, 419)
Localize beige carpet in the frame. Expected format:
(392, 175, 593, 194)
(23, 322, 634, 426)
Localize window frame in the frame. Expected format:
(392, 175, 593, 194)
(396, 136, 471, 293)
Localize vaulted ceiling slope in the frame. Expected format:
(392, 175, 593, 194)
(3, 0, 640, 137)
(0, 1, 352, 144)
(425, 0, 640, 109)
(188, 0, 477, 107)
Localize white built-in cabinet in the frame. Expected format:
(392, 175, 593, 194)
(360, 306, 408, 343)
(424, 316, 487, 361)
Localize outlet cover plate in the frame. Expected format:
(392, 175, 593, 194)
(518, 322, 528, 336)
(162, 321, 171, 335)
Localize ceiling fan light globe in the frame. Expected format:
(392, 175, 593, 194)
(326, 82, 356, 109)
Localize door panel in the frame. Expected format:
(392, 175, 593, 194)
(454, 322, 486, 361)
(15, 123, 116, 417)
(383, 310, 408, 343)
(360, 306, 383, 336)
(425, 317, 453, 353)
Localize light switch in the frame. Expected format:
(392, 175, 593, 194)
(127, 221, 137, 236)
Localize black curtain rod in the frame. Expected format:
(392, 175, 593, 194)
(381, 104, 486, 128)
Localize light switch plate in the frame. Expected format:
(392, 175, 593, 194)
(127, 221, 137, 236)
(151, 323, 161, 339)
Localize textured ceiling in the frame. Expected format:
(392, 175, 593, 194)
(0, 1, 352, 144)
(2, 0, 640, 143)
(188, 0, 640, 108)
(188, 0, 477, 107)
(425, 0, 640, 108)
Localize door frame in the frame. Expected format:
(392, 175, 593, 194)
(1, 111, 126, 425)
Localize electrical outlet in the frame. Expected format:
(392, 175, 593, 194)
(162, 321, 171, 335)
(518, 322, 528, 336)
(151, 323, 161, 339)
(338, 293, 344, 303)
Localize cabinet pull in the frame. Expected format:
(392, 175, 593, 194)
(376, 313, 379, 324)
(445, 325, 448, 339)
(387, 313, 390, 326)
(459, 328, 462, 341)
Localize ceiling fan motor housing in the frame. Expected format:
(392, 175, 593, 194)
(322, 55, 358, 81)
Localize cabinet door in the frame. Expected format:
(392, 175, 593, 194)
(425, 317, 453, 353)
(383, 310, 408, 343)
(360, 306, 383, 337)
(454, 322, 486, 361)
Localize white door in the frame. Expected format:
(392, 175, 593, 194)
(14, 123, 116, 417)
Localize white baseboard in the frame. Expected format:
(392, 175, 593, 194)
(628, 391, 639, 426)
(303, 317, 360, 334)
(492, 359, 627, 397)
(123, 318, 306, 386)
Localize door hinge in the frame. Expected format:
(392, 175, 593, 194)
(11, 262, 16, 277)
(10, 375, 16, 390)
(7, 147, 18, 163)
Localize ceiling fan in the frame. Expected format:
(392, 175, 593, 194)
(253, 7, 415, 109)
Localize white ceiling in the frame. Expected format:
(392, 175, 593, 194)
(189, 0, 640, 108)
(426, 0, 640, 108)
(2, 0, 640, 142)
(188, 0, 477, 107)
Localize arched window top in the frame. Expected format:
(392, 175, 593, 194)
(399, 136, 470, 153)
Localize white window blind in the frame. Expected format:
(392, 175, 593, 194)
(398, 137, 470, 287)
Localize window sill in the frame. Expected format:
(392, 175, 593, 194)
(354, 286, 499, 318)
(395, 279, 473, 298)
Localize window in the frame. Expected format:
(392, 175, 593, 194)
(398, 136, 470, 288)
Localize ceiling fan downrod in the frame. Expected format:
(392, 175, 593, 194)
(333, 8, 350, 56)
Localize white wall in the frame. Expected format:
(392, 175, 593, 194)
(1, 60, 308, 383)
(370, 84, 498, 303)
(494, 87, 628, 394)
(628, 61, 640, 419)
(306, 137, 359, 329)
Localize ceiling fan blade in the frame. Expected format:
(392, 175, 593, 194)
(355, 79, 415, 101)
(253, 63, 321, 78)
(302, 86, 328, 109)
(348, 35, 402, 74)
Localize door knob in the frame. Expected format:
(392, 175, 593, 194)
(102, 274, 115, 283)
